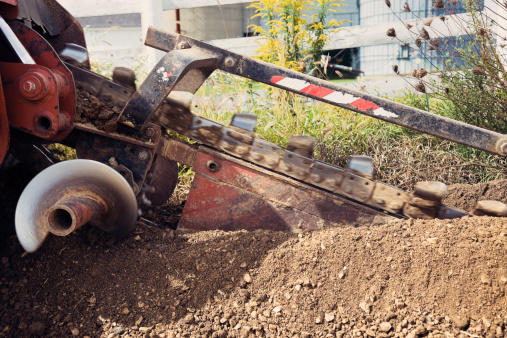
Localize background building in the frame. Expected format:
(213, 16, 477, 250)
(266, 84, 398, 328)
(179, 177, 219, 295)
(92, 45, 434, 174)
(57, 0, 473, 76)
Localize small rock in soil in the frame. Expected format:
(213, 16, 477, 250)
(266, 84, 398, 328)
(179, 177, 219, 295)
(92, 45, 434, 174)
(28, 322, 45, 336)
(452, 316, 470, 330)
(379, 322, 392, 332)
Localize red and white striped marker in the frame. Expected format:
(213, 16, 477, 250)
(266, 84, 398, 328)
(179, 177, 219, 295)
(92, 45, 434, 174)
(271, 76, 398, 118)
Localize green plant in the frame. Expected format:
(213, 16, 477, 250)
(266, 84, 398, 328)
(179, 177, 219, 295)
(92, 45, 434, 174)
(249, 0, 348, 73)
(306, 0, 349, 76)
(194, 75, 507, 190)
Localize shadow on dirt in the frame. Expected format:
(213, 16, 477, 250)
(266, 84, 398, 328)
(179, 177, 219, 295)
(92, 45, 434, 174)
(0, 220, 294, 336)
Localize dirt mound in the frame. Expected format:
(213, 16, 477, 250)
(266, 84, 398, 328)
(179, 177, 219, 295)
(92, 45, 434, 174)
(443, 180, 507, 213)
(0, 179, 506, 337)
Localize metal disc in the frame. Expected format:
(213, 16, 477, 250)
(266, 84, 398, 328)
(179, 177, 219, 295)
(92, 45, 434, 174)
(15, 159, 137, 252)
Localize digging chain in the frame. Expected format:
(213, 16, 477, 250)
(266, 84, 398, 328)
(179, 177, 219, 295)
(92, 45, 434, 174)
(157, 105, 498, 220)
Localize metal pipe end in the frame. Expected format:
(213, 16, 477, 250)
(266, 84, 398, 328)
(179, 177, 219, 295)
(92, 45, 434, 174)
(47, 206, 76, 236)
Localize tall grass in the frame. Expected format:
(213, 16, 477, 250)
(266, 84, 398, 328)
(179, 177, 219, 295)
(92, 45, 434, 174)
(193, 71, 506, 192)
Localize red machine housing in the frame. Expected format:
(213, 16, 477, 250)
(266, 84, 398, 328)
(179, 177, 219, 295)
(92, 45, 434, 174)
(0, 0, 78, 165)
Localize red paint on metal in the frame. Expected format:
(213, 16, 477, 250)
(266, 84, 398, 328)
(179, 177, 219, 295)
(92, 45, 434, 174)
(0, 75, 9, 166)
(0, 0, 17, 19)
(0, 63, 61, 138)
(271, 76, 285, 83)
(270, 76, 383, 113)
(300, 84, 334, 98)
(179, 150, 387, 232)
(10, 21, 75, 141)
(48, 194, 107, 236)
(349, 98, 379, 111)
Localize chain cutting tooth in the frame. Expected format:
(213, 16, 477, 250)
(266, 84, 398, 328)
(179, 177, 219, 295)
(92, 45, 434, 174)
(346, 155, 373, 179)
(278, 136, 315, 180)
(219, 113, 257, 158)
(403, 181, 447, 219)
(340, 156, 375, 203)
(230, 113, 257, 132)
(413, 181, 447, 201)
(472, 200, 507, 217)
(112, 67, 136, 91)
(157, 91, 195, 134)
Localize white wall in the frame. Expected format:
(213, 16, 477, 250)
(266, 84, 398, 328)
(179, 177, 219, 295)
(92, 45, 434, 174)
(57, 0, 161, 73)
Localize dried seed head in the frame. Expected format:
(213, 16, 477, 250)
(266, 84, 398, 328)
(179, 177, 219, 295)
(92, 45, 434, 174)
(472, 67, 487, 75)
(439, 14, 445, 21)
(385, 0, 391, 8)
(415, 82, 426, 93)
(387, 28, 396, 37)
(392, 65, 399, 74)
(412, 69, 418, 78)
(444, 87, 449, 94)
(406, 23, 414, 29)
(430, 39, 440, 48)
(415, 38, 422, 48)
(420, 27, 430, 40)
(500, 43, 506, 48)
(434, 0, 444, 9)
(478, 27, 490, 37)
(424, 18, 434, 26)
(451, 0, 457, 5)
(417, 68, 428, 79)
(402, 2, 411, 12)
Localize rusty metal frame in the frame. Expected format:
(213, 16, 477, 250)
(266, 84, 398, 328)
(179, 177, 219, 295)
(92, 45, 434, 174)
(120, 48, 217, 129)
(144, 28, 507, 158)
(179, 145, 392, 232)
(7, 20, 76, 140)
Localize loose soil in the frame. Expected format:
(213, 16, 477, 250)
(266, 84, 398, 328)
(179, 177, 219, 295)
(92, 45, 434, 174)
(1, 166, 506, 337)
(75, 91, 120, 133)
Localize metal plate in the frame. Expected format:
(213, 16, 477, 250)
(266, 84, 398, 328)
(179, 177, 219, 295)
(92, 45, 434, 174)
(369, 182, 407, 214)
(179, 149, 391, 232)
(246, 138, 283, 169)
(306, 160, 344, 193)
(341, 172, 375, 203)
(278, 150, 314, 181)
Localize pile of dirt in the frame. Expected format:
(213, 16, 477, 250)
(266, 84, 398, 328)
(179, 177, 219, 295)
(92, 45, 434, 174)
(0, 179, 506, 337)
(443, 180, 507, 213)
(75, 90, 120, 133)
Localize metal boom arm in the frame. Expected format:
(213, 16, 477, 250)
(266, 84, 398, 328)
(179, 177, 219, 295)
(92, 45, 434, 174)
(142, 27, 507, 158)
